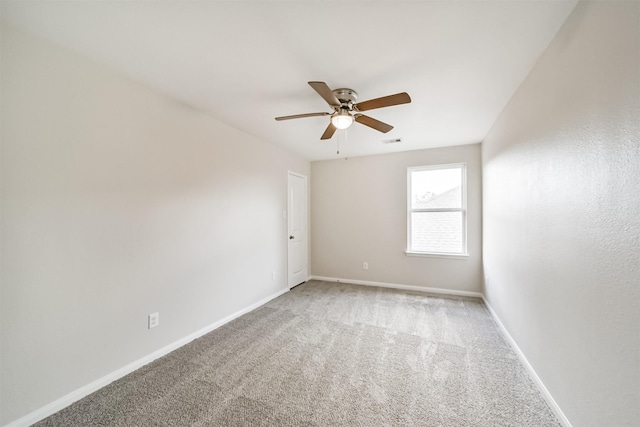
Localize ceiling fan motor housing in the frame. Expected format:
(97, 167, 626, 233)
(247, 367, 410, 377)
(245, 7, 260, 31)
(332, 88, 358, 108)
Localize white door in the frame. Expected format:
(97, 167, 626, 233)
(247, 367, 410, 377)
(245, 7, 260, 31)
(288, 171, 308, 287)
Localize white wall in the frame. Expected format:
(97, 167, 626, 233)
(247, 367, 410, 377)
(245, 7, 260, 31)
(482, 2, 639, 426)
(311, 144, 482, 293)
(0, 26, 309, 425)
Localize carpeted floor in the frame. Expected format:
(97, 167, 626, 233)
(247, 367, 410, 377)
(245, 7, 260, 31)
(36, 280, 560, 426)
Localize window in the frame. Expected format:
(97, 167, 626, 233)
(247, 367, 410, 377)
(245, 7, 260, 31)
(407, 163, 467, 257)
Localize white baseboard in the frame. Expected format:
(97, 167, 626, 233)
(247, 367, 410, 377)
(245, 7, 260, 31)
(481, 297, 572, 427)
(5, 287, 289, 427)
(309, 275, 483, 298)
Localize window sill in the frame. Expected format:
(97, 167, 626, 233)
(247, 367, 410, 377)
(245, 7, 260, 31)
(405, 251, 469, 259)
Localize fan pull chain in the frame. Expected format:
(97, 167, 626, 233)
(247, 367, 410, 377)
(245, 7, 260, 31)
(337, 129, 348, 155)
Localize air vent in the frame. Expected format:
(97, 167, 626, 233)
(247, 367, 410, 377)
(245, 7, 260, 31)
(383, 138, 402, 144)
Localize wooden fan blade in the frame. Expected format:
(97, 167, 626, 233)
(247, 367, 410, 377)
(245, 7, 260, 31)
(354, 114, 393, 133)
(275, 112, 330, 121)
(320, 123, 337, 140)
(354, 92, 411, 112)
(308, 81, 341, 107)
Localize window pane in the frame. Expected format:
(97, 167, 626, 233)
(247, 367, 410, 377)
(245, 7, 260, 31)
(411, 211, 462, 253)
(411, 168, 462, 209)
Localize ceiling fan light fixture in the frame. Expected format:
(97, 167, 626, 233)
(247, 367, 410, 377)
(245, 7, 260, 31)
(331, 110, 353, 130)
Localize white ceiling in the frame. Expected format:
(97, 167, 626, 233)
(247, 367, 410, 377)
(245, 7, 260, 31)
(1, 1, 577, 161)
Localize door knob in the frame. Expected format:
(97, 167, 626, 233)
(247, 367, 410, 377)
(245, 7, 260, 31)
(289, 235, 294, 239)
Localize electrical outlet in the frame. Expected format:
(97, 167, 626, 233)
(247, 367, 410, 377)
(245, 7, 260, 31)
(272, 271, 276, 281)
(148, 312, 159, 329)
(363, 262, 369, 270)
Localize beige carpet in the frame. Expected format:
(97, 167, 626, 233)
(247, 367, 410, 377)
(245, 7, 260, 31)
(36, 280, 560, 426)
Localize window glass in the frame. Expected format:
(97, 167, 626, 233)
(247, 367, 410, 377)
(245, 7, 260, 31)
(410, 168, 462, 209)
(410, 212, 463, 253)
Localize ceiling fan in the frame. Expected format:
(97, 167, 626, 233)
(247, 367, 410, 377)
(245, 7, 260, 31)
(275, 81, 411, 140)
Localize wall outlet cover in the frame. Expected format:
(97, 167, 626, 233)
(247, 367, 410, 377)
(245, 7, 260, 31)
(148, 312, 159, 329)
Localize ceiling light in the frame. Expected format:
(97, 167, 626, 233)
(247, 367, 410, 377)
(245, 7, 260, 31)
(331, 110, 353, 130)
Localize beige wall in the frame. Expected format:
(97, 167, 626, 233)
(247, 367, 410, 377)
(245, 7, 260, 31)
(482, 2, 639, 425)
(311, 144, 482, 293)
(0, 26, 309, 425)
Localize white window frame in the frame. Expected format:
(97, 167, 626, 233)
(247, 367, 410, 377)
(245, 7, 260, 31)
(406, 163, 468, 258)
